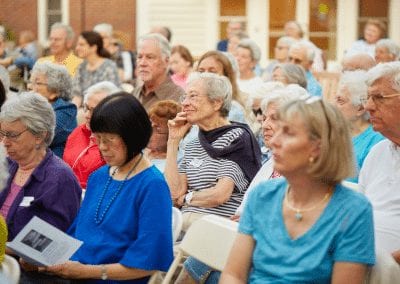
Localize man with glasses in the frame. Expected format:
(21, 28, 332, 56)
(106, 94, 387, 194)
(288, 42, 322, 97)
(359, 62, 400, 269)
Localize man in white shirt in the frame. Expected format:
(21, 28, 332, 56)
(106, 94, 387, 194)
(359, 62, 400, 264)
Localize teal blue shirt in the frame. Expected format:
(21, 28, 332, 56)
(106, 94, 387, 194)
(239, 178, 375, 283)
(306, 71, 322, 97)
(349, 125, 384, 182)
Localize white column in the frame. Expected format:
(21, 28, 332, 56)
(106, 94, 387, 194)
(204, 0, 219, 51)
(61, 0, 69, 24)
(389, 0, 400, 44)
(246, 0, 268, 65)
(136, 0, 150, 43)
(336, 0, 358, 61)
(37, 0, 47, 45)
(296, 0, 310, 39)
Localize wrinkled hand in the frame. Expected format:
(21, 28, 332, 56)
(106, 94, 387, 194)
(168, 112, 192, 141)
(40, 261, 84, 279)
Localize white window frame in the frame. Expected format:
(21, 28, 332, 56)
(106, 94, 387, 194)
(37, 0, 69, 46)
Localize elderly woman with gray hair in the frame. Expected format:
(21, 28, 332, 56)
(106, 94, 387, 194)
(0, 93, 81, 250)
(375, 39, 400, 63)
(334, 70, 384, 181)
(272, 62, 307, 89)
(29, 61, 77, 158)
(165, 72, 261, 283)
(63, 81, 120, 189)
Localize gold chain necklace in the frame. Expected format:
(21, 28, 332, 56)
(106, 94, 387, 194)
(284, 186, 332, 221)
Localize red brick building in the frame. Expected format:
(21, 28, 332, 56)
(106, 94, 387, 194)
(0, 0, 137, 50)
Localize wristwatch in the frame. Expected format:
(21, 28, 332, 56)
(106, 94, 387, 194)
(184, 191, 194, 205)
(100, 265, 108, 280)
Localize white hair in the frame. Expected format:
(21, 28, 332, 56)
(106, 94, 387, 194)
(138, 33, 171, 59)
(366, 62, 400, 92)
(290, 42, 315, 62)
(84, 81, 121, 104)
(51, 22, 75, 40)
(187, 72, 232, 117)
(339, 70, 368, 106)
(237, 38, 262, 63)
(0, 144, 8, 192)
(376, 39, 400, 60)
(261, 84, 308, 112)
(93, 23, 113, 37)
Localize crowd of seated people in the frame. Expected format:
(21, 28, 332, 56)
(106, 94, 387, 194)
(0, 15, 399, 283)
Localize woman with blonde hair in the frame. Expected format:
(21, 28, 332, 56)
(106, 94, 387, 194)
(221, 96, 375, 283)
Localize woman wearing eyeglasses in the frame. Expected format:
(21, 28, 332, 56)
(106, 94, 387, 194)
(63, 81, 120, 189)
(0, 92, 81, 280)
(220, 96, 375, 283)
(29, 61, 77, 158)
(44, 92, 173, 283)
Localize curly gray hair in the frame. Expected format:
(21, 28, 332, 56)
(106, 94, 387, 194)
(31, 62, 72, 100)
(0, 92, 55, 146)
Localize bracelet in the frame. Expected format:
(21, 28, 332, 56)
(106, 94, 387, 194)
(100, 264, 108, 280)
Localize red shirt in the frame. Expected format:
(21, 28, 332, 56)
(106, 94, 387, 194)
(63, 124, 105, 189)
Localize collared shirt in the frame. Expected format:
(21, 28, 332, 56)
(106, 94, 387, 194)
(132, 76, 184, 111)
(37, 52, 83, 77)
(0, 150, 81, 240)
(306, 70, 322, 97)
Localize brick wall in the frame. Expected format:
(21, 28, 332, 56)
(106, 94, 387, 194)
(70, 0, 136, 50)
(0, 0, 38, 42)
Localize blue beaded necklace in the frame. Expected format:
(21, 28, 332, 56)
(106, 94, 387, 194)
(94, 153, 143, 224)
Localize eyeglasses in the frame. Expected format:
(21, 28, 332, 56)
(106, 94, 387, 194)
(0, 129, 29, 141)
(93, 134, 120, 146)
(180, 93, 205, 104)
(360, 93, 400, 106)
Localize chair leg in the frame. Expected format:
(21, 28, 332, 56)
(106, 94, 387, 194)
(162, 250, 184, 284)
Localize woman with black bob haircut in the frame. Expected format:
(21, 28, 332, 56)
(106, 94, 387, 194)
(43, 92, 174, 283)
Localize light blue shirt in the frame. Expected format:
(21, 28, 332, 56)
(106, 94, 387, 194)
(239, 178, 375, 283)
(306, 71, 322, 97)
(349, 125, 384, 182)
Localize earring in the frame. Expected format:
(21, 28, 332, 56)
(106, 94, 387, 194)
(309, 156, 315, 163)
(35, 144, 41, 150)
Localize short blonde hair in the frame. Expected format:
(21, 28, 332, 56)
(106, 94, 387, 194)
(278, 97, 355, 185)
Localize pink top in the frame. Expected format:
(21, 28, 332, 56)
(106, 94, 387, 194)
(0, 182, 22, 219)
(171, 73, 188, 89)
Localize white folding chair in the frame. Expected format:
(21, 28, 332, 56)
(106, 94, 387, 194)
(172, 207, 183, 243)
(162, 214, 238, 284)
(0, 255, 21, 284)
(366, 250, 400, 284)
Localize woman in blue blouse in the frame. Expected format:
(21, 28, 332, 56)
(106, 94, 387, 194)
(29, 62, 77, 158)
(44, 92, 174, 283)
(221, 96, 375, 283)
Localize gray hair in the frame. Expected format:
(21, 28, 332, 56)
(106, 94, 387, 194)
(84, 81, 121, 104)
(376, 39, 400, 60)
(261, 84, 308, 112)
(290, 42, 315, 62)
(93, 23, 113, 37)
(187, 72, 232, 117)
(237, 38, 261, 63)
(0, 92, 55, 146)
(31, 62, 72, 100)
(339, 70, 369, 121)
(366, 61, 400, 92)
(138, 33, 171, 58)
(0, 66, 10, 95)
(51, 22, 75, 40)
(0, 144, 8, 192)
(274, 63, 307, 89)
(277, 36, 297, 48)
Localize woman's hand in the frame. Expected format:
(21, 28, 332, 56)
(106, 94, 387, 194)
(40, 261, 85, 279)
(19, 258, 39, 272)
(168, 112, 192, 141)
